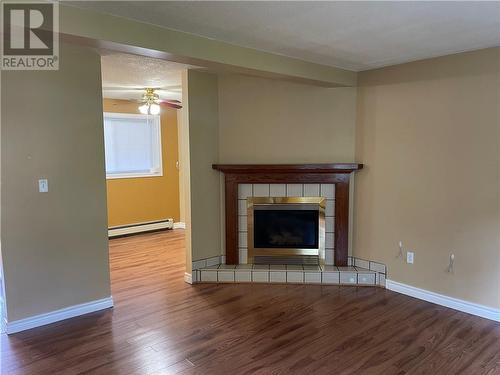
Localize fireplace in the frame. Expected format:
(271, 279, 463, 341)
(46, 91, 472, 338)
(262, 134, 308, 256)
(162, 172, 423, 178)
(248, 197, 325, 265)
(212, 163, 364, 266)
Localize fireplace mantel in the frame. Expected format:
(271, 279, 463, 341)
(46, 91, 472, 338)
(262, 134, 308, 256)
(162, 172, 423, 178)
(213, 163, 363, 174)
(212, 163, 363, 266)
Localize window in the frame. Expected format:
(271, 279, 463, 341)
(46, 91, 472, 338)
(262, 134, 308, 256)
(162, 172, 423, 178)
(103, 112, 162, 179)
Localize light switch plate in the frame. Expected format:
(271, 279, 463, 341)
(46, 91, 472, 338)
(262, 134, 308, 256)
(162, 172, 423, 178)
(38, 179, 48, 193)
(406, 251, 414, 264)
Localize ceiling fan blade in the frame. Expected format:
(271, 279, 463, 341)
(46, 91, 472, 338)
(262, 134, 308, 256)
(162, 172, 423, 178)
(103, 85, 181, 91)
(159, 99, 181, 104)
(102, 87, 145, 91)
(159, 102, 182, 109)
(128, 98, 180, 104)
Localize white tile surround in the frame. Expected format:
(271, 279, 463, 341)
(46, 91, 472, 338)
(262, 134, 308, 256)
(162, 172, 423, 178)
(190, 183, 387, 287)
(237, 183, 336, 265)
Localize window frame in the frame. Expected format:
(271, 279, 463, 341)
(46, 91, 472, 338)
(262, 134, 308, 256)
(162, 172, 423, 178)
(103, 112, 163, 180)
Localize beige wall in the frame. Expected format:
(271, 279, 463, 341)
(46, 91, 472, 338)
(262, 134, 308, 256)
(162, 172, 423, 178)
(186, 70, 221, 262)
(354, 47, 500, 308)
(1, 43, 111, 321)
(218, 74, 357, 163)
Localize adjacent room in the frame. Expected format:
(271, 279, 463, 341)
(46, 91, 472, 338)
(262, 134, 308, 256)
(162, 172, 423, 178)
(97, 53, 193, 311)
(99, 52, 186, 237)
(0, 1, 499, 374)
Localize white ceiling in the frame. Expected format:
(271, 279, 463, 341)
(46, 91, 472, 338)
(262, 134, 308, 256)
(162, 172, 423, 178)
(100, 52, 196, 101)
(74, 1, 500, 71)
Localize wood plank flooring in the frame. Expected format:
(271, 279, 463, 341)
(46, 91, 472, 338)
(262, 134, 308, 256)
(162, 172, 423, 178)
(1, 230, 499, 374)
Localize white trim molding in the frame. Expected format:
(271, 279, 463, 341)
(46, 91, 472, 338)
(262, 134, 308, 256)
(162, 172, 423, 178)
(174, 222, 186, 229)
(5, 296, 114, 334)
(184, 273, 193, 284)
(108, 219, 173, 237)
(386, 279, 500, 322)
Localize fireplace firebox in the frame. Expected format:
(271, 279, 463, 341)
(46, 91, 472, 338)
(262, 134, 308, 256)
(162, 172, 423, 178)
(248, 197, 325, 264)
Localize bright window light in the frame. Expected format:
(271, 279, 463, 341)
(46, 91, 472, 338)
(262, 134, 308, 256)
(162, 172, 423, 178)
(103, 112, 162, 179)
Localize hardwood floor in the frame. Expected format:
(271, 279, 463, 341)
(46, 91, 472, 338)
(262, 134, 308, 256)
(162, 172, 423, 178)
(2, 230, 500, 374)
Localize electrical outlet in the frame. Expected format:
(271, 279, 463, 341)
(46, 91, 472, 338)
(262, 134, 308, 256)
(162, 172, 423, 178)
(38, 179, 48, 193)
(397, 241, 404, 258)
(406, 251, 414, 264)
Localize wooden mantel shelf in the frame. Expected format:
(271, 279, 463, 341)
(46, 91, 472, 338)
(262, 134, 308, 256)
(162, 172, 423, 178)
(213, 162, 364, 266)
(212, 163, 363, 173)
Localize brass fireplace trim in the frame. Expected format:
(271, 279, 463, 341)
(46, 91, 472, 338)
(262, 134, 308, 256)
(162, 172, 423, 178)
(247, 197, 326, 264)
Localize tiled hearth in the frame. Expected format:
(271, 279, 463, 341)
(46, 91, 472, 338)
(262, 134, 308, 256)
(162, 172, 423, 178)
(190, 181, 386, 287)
(192, 256, 387, 287)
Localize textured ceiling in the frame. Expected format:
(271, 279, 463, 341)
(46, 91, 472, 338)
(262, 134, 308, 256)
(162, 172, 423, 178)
(74, 1, 500, 71)
(100, 52, 196, 100)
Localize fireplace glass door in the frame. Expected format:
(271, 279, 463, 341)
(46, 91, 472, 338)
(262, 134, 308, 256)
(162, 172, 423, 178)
(247, 197, 325, 264)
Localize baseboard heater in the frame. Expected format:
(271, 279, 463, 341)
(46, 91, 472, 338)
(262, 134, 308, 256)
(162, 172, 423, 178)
(108, 219, 174, 238)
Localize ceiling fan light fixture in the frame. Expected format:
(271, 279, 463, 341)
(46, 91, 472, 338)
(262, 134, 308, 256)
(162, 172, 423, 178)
(138, 88, 163, 115)
(138, 103, 150, 115)
(149, 103, 161, 115)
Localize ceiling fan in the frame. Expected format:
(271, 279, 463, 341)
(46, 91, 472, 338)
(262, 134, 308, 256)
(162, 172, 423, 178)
(138, 88, 182, 115)
(102, 86, 182, 114)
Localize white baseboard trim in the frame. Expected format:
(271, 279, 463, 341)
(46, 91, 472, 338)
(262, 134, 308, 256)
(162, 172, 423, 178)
(386, 279, 500, 322)
(184, 272, 192, 284)
(109, 219, 173, 237)
(174, 222, 186, 229)
(5, 296, 114, 334)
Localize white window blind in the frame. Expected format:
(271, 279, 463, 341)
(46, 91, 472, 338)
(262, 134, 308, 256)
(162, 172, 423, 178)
(103, 113, 162, 179)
